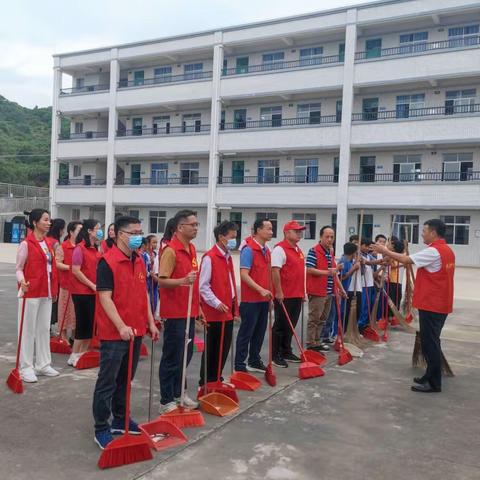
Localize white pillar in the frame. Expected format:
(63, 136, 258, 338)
(105, 49, 119, 226)
(49, 60, 62, 217)
(205, 32, 224, 249)
(335, 9, 357, 252)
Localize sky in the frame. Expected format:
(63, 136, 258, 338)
(0, 0, 368, 109)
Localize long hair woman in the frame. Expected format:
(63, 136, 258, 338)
(100, 222, 115, 254)
(15, 209, 60, 382)
(69, 219, 102, 367)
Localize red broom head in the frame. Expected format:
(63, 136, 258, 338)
(75, 351, 100, 370)
(6, 369, 23, 394)
(299, 362, 325, 380)
(362, 326, 381, 343)
(382, 332, 388, 342)
(139, 343, 148, 357)
(405, 313, 413, 324)
(265, 365, 277, 387)
(333, 338, 341, 352)
(390, 317, 400, 327)
(98, 433, 152, 469)
(50, 338, 72, 354)
(161, 408, 205, 429)
(338, 348, 353, 366)
(377, 319, 387, 330)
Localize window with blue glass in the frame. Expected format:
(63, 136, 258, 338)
(396, 93, 425, 118)
(258, 159, 280, 184)
(184, 63, 204, 80)
(299, 47, 324, 65)
(154, 66, 172, 83)
(448, 24, 479, 47)
(262, 52, 285, 70)
(399, 31, 428, 53)
(151, 163, 168, 184)
(294, 159, 318, 183)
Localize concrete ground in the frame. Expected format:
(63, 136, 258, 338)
(0, 260, 479, 480)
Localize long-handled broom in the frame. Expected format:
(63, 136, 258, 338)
(98, 336, 153, 469)
(7, 296, 26, 394)
(281, 302, 325, 379)
(333, 289, 352, 366)
(360, 260, 381, 343)
(50, 292, 72, 354)
(264, 304, 277, 386)
(412, 330, 454, 377)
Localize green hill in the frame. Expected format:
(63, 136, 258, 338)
(0, 95, 54, 186)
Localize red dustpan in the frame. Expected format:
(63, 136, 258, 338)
(6, 297, 26, 394)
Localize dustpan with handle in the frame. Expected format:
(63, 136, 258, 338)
(50, 291, 72, 354)
(333, 281, 352, 366)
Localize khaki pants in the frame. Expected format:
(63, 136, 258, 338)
(307, 295, 332, 346)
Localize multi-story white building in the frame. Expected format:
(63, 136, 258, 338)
(50, 0, 480, 265)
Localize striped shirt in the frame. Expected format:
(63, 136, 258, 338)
(306, 245, 334, 295)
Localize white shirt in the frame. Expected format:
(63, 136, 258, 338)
(361, 253, 374, 287)
(348, 260, 363, 293)
(271, 245, 288, 268)
(410, 247, 442, 273)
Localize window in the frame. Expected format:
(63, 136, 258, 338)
(151, 163, 168, 184)
(440, 215, 470, 245)
(360, 156, 376, 182)
(216, 211, 222, 225)
(129, 210, 140, 219)
(258, 159, 280, 184)
(222, 59, 228, 76)
(75, 78, 85, 90)
(294, 159, 318, 183)
(299, 47, 324, 66)
(152, 115, 170, 134)
(184, 63, 204, 80)
(262, 52, 284, 70)
(132, 118, 143, 136)
(393, 154, 422, 182)
(180, 162, 199, 184)
(399, 31, 428, 53)
(339, 43, 345, 62)
(396, 94, 425, 118)
(365, 38, 382, 58)
(292, 213, 316, 240)
(73, 165, 81, 177)
(182, 113, 202, 132)
(74, 122, 83, 134)
(233, 109, 247, 129)
(133, 70, 144, 86)
(362, 98, 379, 121)
(445, 89, 476, 114)
(331, 213, 337, 233)
(154, 66, 172, 83)
(448, 24, 480, 47)
(72, 208, 80, 221)
(297, 103, 321, 124)
(442, 153, 473, 181)
(149, 210, 166, 234)
(256, 212, 278, 238)
(218, 160, 223, 184)
(336, 100, 342, 123)
(392, 214, 419, 244)
(358, 214, 374, 240)
(235, 57, 249, 74)
(260, 106, 282, 127)
(333, 157, 339, 183)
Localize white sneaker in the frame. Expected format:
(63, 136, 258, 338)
(68, 353, 82, 367)
(159, 401, 178, 414)
(176, 394, 199, 409)
(21, 368, 38, 383)
(35, 366, 60, 377)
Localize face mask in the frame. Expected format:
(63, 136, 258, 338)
(226, 238, 237, 250)
(128, 235, 143, 250)
(95, 229, 104, 241)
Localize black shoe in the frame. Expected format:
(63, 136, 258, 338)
(411, 384, 441, 393)
(234, 365, 247, 373)
(272, 357, 288, 368)
(413, 376, 428, 385)
(247, 361, 267, 373)
(321, 338, 335, 344)
(283, 352, 301, 363)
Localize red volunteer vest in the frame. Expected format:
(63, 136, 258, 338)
(100, 240, 113, 254)
(275, 240, 305, 299)
(240, 237, 271, 303)
(413, 239, 455, 314)
(96, 245, 149, 340)
(200, 245, 239, 322)
(21, 232, 58, 298)
(306, 244, 336, 297)
(70, 241, 101, 295)
(58, 239, 75, 290)
(159, 235, 199, 319)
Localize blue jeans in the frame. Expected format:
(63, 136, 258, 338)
(359, 286, 375, 328)
(92, 337, 142, 432)
(235, 301, 269, 369)
(159, 318, 195, 405)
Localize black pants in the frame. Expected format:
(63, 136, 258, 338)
(199, 320, 233, 386)
(419, 309, 447, 390)
(345, 292, 362, 330)
(72, 294, 96, 339)
(273, 298, 302, 358)
(388, 282, 402, 315)
(92, 337, 142, 432)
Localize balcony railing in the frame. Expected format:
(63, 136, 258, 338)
(59, 131, 108, 140)
(221, 115, 340, 131)
(219, 174, 337, 184)
(355, 35, 480, 61)
(57, 178, 106, 186)
(117, 124, 211, 137)
(118, 71, 213, 88)
(222, 55, 343, 76)
(60, 84, 110, 95)
(352, 103, 480, 122)
(349, 171, 480, 183)
(115, 177, 209, 186)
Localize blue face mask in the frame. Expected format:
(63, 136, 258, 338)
(226, 238, 237, 250)
(128, 235, 143, 250)
(96, 229, 104, 241)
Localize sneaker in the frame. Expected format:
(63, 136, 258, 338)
(94, 429, 114, 450)
(21, 368, 38, 383)
(67, 353, 80, 366)
(111, 418, 141, 435)
(35, 366, 60, 377)
(272, 357, 288, 368)
(234, 365, 247, 373)
(317, 343, 330, 352)
(283, 352, 301, 363)
(247, 361, 267, 373)
(159, 401, 178, 414)
(322, 337, 335, 344)
(175, 394, 199, 409)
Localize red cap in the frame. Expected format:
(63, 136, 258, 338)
(283, 221, 306, 232)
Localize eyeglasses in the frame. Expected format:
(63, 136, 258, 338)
(179, 222, 200, 228)
(120, 230, 144, 235)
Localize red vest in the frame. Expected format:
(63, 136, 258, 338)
(58, 239, 75, 290)
(159, 235, 199, 319)
(96, 245, 149, 340)
(240, 237, 271, 303)
(275, 240, 305, 299)
(70, 241, 101, 295)
(21, 232, 58, 298)
(200, 245, 239, 322)
(306, 244, 336, 297)
(413, 239, 455, 314)
(100, 240, 112, 254)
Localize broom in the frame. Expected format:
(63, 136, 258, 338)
(264, 304, 277, 387)
(412, 331, 454, 376)
(50, 292, 72, 354)
(377, 284, 416, 334)
(98, 336, 153, 469)
(361, 259, 380, 343)
(7, 296, 27, 394)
